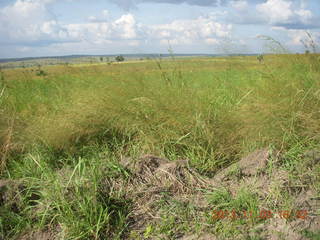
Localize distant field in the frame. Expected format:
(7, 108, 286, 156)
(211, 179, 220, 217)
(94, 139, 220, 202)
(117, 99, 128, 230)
(0, 54, 218, 69)
(0, 56, 140, 69)
(0, 55, 320, 239)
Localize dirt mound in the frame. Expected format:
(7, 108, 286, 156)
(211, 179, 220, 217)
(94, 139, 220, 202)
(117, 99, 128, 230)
(3, 148, 319, 239)
(115, 150, 320, 239)
(213, 148, 270, 182)
(116, 155, 214, 235)
(131, 155, 209, 193)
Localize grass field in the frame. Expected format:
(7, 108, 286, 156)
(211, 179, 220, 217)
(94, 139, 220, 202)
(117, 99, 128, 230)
(0, 54, 320, 239)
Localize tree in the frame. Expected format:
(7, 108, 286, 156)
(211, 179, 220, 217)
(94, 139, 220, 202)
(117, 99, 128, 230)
(100, 57, 104, 62)
(115, 55, 125, 62)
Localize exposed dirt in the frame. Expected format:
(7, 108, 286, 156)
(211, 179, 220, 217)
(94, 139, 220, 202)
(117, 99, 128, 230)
(208, 149, 320, 240)
(0, 179, 25, 213)
(117, 149, 319, 239)
(3, 148, 320, 240)
(213, 148, 270, 182)
(179, 233, 217, 240)
(16, 227, 60, 240)
(304, 149, 320, 167)
(118, 155, 214, 235)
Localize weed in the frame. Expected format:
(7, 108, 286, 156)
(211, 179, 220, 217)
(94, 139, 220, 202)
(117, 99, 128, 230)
(35, 64, 47, 76)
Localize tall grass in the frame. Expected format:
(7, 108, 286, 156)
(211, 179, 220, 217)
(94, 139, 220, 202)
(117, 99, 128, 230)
(1, 53, 320, 239)
(1, 55, 320, 170)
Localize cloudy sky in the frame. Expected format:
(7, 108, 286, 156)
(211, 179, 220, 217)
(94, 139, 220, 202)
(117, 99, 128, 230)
(0, 0, 319, 58)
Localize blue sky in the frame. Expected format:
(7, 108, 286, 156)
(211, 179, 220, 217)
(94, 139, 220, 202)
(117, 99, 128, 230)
(0, 0, 319, 58)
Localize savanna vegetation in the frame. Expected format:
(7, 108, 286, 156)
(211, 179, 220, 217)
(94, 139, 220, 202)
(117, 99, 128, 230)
(0, 50, 320, 239)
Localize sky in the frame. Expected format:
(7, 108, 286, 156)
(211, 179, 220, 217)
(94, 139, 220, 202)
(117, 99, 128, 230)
(0, 0, 319, 58)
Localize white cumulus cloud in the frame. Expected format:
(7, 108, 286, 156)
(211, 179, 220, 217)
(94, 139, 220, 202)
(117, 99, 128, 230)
(149, 16, 232, 45)
(0, 0, 69, 44)
(256, 0, 316, 28)
(257, 0, 294, 24)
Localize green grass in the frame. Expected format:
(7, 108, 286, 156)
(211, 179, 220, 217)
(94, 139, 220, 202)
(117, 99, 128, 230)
(0, 54, 320, 239)
(1, 145, 132, 239)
